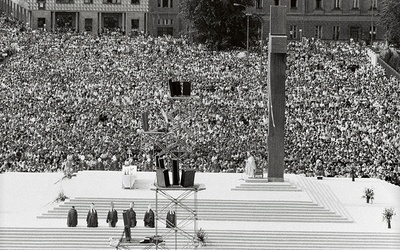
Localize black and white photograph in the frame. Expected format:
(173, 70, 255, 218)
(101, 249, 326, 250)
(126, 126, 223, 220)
(0, 0, 399, 249)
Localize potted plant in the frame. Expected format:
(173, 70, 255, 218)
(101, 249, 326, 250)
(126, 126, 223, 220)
(382, 207, 396, 229)
(361, 187, 374, 204)
(195, 228, 208, 247)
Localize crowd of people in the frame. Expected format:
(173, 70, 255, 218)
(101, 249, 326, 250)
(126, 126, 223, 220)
(0, 12, 399, 186)
(285, 40, 400, 186)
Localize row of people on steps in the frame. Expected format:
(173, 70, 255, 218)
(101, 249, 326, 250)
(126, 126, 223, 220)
(67, 201, 175, 228)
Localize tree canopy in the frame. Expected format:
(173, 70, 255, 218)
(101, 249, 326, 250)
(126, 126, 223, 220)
(379, 0, 400, 47)
(179, 0, 258, 50)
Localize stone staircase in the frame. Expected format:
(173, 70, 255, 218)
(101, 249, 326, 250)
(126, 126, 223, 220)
(37, 197, 350, 223)
(0, 227, 399, 250)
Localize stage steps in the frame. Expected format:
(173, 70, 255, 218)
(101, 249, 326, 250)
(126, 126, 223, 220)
(291, 175, 354, 221)
(231, 178, 302, 191)
(37, 197, 350, 223)
(0, 227, 399, 250)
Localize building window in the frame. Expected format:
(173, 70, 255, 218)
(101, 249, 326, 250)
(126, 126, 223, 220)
(316, 0, 322, 9)
(157, 27, 173, 37)
(103, 0, 121, 4)
(131, 19, 139, 30)
(55, 0, 74, 3)
(255, 0, 262, 9)
(352, 0, 359, 9)
(315, 25, 322, 39)
(333, 26, 339, 40)
(158, 0, 172, 8)
(157, 19, 173, 25)
(37, 0, 46, 9)
(333, 0, 340, 9)
(131, 0, 139, 4)
(371, 0, 377, 9)
(85, 18, 92, 31)
(38, 17, 46, 28)
(84, 0, 93, 3)
(290, 0, 297, 8)
(274, 0, 279, 5)
(289, 25, 297, 39)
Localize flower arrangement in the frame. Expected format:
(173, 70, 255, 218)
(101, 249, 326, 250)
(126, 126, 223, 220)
(361, 187, 374, 203)
(382, 207, 396, 229)
(195, 228, 208, 246)
(54, 189, 69, 203)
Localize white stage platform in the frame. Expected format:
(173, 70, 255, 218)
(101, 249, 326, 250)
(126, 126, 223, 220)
(0, 171, 399, 234)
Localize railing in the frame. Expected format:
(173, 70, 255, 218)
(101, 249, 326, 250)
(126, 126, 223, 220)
(367, 48, 400, 80)
(377, 57, 400, 80)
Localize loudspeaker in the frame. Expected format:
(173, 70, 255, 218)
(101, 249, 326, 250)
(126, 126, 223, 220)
(182, 82, 191, 96)
(155, 156, 160, 168)
(181, 169, 195, 187)
(159, 157, 165, 169)
(172, 160, 180, 185)
(142, 111, 149, 131)
(122, 210, 129, 226)
(156, 169, 170, 187)
(169, 80, 181, 97)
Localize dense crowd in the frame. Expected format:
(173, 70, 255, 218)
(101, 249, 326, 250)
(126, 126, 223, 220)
(285, 40, 400, 186)
(0, 13, 399, 186)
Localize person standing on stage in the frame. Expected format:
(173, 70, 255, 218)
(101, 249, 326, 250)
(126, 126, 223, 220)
(245, 151, 256, 178)
(127, 202, 137, 228)
(144, 204, 155, 228)
(86, 203, 98, 227)
(106, 202, 118, 227)
(67, 206, 78, 227)
(110, 155, 119, 171)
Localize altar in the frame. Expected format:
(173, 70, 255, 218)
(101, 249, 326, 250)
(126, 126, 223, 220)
(122, 165, 137, 189)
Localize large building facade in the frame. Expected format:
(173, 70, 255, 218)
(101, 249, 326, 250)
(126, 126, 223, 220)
(0, 0, 149, 35)
(1, 0, 383, 42)
(267, 0, 382, 43)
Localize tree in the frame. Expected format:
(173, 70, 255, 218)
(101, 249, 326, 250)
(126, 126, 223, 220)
(179, 0, 257, 50)
(379, 0, 400, 47)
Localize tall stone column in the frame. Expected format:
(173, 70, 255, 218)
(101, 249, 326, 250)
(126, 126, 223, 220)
(51, 11, 55, 32)
(267, 6, 287, 182)
(98, 12, 102, 34)
(75, 12, 79, 32)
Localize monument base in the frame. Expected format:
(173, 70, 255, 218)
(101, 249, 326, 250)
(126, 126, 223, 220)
(267, 177, 284, 182)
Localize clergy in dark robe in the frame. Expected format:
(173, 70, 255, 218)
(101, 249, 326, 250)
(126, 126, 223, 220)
(106, 202, 118, 227)
(127, 202, 137, 228)
(144, 204, 155, 228)
(86, 203, 98, 227)
(166, 206, 176, 228)
(67, 206, 78, 227)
